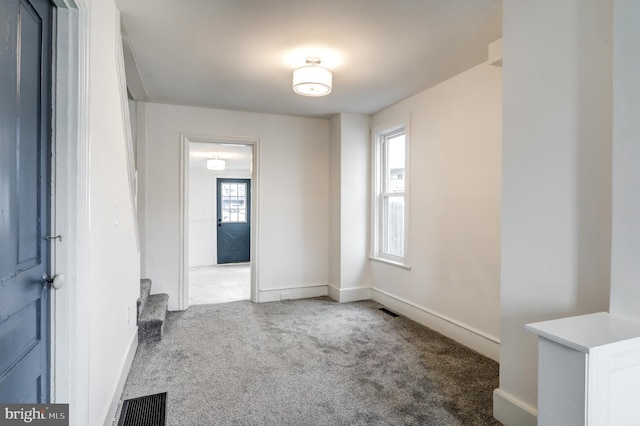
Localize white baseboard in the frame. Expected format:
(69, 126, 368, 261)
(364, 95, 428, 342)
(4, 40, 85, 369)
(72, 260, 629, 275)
(258, 284, 328, 303)
(188, 262, 214, 267)
(493, 388, 537, 426)
(104, 329, 138, 426)
(327, 284, 371, 303)
(370, 287, 500, 361)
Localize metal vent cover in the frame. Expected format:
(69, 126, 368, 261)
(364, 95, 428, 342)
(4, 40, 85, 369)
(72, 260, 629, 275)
(379, 307, 400, 318)
(118, 392, 167, 426)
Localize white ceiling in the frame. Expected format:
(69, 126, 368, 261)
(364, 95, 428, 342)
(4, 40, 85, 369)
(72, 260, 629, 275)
(116, 0, 502, 119)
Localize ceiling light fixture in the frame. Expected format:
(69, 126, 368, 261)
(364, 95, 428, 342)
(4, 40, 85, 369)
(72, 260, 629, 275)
(207, 157, 226, 171)
(292, 56, 332, 97)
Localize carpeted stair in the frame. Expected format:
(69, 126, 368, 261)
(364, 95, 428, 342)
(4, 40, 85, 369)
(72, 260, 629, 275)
(137, 279, 169, 341)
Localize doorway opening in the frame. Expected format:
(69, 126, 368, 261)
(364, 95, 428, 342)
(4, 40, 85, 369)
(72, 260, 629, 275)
(189, 263, 250, 305)
(180, 137, 259, 308)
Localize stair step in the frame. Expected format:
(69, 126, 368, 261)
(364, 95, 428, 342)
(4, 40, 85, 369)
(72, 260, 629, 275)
(138, 293, 169, 342)
(137, 278, 152, 322)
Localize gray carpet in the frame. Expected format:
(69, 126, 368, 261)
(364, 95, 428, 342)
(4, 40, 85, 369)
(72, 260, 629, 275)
(120, 297, 500, 425)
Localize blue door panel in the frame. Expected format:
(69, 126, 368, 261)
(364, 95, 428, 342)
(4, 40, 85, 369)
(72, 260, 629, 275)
(0, 0, 20, 280)
(0, 0, 52, 403)
(217, 179, 251, 264)
(0, 346, 43, 403)
(17, 0, 44, 267)
(0, 300, 40, 372)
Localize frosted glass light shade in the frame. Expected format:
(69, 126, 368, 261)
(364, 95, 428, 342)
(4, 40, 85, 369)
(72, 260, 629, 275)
(207, 158, 226, 170)
(292, 64, 332, 97)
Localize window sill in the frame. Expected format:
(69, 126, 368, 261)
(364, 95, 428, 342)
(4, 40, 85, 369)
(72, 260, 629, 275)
(369, 256, 412, 270)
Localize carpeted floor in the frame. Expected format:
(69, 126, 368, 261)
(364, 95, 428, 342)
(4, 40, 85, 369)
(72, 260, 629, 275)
(120, 297, 501, 425)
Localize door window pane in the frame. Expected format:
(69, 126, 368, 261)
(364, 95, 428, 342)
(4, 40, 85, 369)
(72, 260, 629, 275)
(221, 182, 247, 223)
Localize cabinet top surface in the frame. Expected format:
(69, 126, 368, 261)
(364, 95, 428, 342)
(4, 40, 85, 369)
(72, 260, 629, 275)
(526, 312, 640, 352)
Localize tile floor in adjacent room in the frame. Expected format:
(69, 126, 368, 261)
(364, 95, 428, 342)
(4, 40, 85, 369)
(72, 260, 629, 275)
(188, 263, 250, 305)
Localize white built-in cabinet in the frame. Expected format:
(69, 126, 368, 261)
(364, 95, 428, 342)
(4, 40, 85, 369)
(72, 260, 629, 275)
(527, 312, 640, 426)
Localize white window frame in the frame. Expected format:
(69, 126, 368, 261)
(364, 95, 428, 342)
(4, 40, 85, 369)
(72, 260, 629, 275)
(370, 122, 411, 269)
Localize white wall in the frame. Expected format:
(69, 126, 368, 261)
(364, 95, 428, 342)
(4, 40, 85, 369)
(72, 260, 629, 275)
(140, 103, 329, 309)
(86, 0, 140, 424)
(369, 61, 503, 360)
(610, 0, 640, 321)
(328, 113, 372, 302)
(496, 1, 612, 424)
(188, 167, 251, 267)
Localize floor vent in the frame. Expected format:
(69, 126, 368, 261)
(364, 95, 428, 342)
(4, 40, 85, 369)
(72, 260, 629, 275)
(118, 392, 167, 426)
(379, 307, 400, 318)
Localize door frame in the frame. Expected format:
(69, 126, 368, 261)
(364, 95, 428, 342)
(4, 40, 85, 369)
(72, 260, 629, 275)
(50, 0, 91, 423)
(179, 134, 260, 309)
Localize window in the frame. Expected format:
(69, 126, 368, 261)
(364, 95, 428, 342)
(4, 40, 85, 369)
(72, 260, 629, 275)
(372, 127, 409, 266)
(220, 182, 247, 223)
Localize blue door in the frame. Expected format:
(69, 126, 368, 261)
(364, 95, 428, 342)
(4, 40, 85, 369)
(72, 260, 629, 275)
(0, 0, 53, 403)
(217, 179, 251, 264)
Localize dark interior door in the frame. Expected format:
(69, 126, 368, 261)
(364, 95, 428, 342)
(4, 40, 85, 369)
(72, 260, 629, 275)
(217, 179, 251, 264)
(0, 0, 53, 403)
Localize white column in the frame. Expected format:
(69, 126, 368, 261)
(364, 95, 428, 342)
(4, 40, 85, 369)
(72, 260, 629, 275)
(496, 1, 613, 424)
(610, 0, 640, 320)
(328, 113, 371, 302)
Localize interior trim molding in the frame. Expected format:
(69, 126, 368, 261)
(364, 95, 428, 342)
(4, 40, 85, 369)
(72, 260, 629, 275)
(370, 287, 500, 361)
(114, 11, 140, 252)
(179, 134, 260, 310)
(136, 102, 148, 277)
(327, 284, 371, 303)
(258, 285, 328, 303)
(119, 19, 148, 101)
(103, 331, 138, 426)
(51, 2, 91, 424)
(178, 137, 188, 310)
(493, 388, 538, 426)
